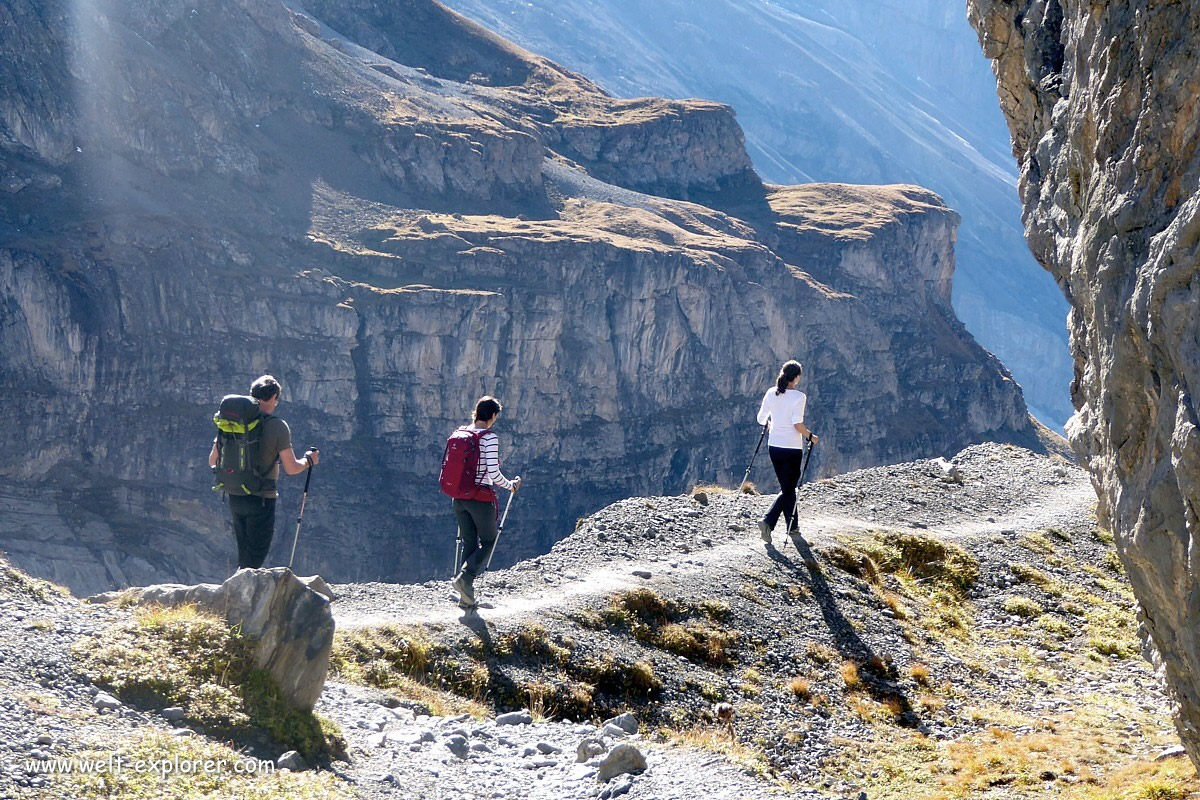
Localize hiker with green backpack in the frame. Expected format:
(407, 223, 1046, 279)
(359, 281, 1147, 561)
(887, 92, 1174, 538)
(209, 375, 319, 569)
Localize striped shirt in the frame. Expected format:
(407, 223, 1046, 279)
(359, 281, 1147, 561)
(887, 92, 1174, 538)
(468, 427, 514, 491)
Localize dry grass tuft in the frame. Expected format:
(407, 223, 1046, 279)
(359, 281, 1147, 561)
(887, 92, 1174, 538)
(909, 663, 931, 686)
(692, 483, 736, 497)
(805, 641, 838, 665)
(662, 725, 769, 775)
(841, 660, 863, 691)
(789, 677, 812, 702)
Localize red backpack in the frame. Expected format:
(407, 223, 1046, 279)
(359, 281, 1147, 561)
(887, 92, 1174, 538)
(439, 427, 497, 502)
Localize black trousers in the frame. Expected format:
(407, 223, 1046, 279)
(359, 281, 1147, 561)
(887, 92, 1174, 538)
(764, 446, 807, 531)
(453, 498, 498, 579)
(229, 495, 277, 569)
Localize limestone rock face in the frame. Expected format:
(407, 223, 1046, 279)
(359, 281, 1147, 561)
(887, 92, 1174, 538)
(968, 0, 1200, 766)
(100, 568, 335, 712)
(0, 0, 1042, 594)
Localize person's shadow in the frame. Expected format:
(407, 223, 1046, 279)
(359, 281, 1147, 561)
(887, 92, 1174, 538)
(766, 533, 919, 724)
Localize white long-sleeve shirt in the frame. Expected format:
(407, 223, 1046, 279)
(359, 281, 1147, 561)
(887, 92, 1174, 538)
(469, 427, 514, 491)
(757, 388, 808, 449)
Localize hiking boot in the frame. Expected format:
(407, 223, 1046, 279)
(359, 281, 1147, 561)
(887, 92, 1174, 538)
(758, 520, 772, 542)
(452, 574, 475, 607)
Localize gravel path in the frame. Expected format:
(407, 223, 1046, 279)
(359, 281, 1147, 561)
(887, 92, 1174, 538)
(332, 443, 1093, 630)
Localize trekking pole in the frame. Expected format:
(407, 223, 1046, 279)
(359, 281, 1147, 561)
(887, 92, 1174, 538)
(741, 424, 768, 490)
(288, 457, 315, 571)
(453, 533, 464, 577)
(790, 438, 816, 536)
(485, 488, 517, 570)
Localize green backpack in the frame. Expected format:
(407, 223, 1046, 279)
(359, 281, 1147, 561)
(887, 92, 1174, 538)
(212, 395, 270, 496)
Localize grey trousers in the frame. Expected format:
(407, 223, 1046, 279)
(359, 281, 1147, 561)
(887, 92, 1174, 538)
(453, 498, 498, 578)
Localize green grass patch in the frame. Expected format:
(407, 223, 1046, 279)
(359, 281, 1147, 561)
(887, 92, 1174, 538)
(583, 588, 740, 666)
(74, 605, 344, 763)
(847, 531, 979, 595)
(1002, 596, 1045, 619)
(1037, 614, 1073, 638)
(1019, 532, 1056, 555)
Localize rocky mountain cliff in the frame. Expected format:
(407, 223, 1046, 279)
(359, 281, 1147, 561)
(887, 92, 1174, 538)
(0, 0, 1042, 595)
(968, 0, 1200, 772)
(439, 0, 1075, 429)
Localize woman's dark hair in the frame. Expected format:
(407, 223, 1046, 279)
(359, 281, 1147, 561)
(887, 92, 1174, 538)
(250, 375, 282, 401)
(775, 360, 803, 395)
(474, 395, 503, 423)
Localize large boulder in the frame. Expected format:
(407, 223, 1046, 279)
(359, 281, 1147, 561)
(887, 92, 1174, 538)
(95, 568, 334, 711)
(968, 0, 1200, 768)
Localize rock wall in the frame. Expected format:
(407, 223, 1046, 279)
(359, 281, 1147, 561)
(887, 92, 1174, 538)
(0, 0, 1041, 595)
(968, 0, 1200, 767)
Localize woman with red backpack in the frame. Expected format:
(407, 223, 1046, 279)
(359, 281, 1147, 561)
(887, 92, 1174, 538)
(440, 396, 522, 610)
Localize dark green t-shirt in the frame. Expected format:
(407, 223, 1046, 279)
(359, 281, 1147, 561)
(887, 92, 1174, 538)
(257, 415, 291, 498)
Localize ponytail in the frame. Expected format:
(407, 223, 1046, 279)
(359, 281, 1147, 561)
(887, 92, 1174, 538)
(774, 360, 803, 395)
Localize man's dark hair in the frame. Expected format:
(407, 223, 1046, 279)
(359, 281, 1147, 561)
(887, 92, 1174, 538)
(250, 375, 282, 401)
(474, 396, 502, 423)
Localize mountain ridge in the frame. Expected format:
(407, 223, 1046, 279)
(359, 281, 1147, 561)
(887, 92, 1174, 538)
(2, 0, 1038, 594)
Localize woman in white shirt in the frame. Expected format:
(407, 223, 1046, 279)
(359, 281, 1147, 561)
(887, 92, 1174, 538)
(756, 360, 819, 540)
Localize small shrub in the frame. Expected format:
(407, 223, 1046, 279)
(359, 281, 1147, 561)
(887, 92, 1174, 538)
(1037, 614, 1073, 638)
(1089, 637, 1133, 658)
(1062, 601, 1087, 617)
(1046, 527, 1072, 543)
(1104, 550, 1125, 574)
(615, 588, 672, 624)
(882, 696, 906, 719)
(882, 592, 909, 620)
(502, 624, 571, 665)
(526, 682, 555, 722)
(700, 599, 731, 622)
(929, 588, 973, 636)
(1019, 532, 1056, 555)
(854, 532, 979, 594)
(909, 663, 931, 685)
(822, 546, 880, 584)
(789, 677, 812, 701)
(1003, 596, 1045, 619)
(805, 642, 837, 665)
(1010, 563, 1052, 586)
(841, 661, 862, 691)
(630, 661, 658, 693)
